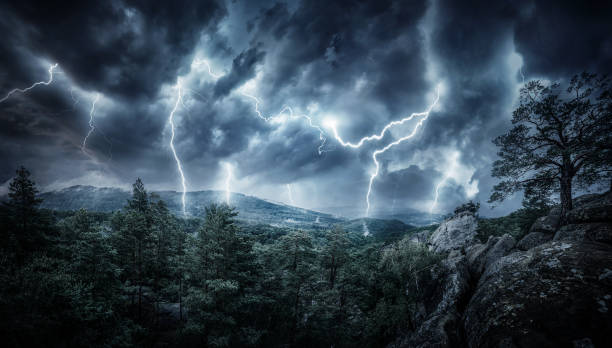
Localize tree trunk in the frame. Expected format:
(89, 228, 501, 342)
(559, 174, 573, 227)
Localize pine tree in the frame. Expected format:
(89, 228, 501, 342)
(112, 178, 155, 322)
(186, 204, 262, 346)
(274, 230, 318, 344)
(1, 166, 47, 258)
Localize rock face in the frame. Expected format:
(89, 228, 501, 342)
(466, 234, 516, 277)
(393, 254, 472, 348)
(429, 212, 478, 253)
(464, 240, 612, 347)
(394, 191, 612, 348)
(528, 207, 560, 234)
(516, 231, 553, 251)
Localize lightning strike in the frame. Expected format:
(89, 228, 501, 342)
(224, 163, 233, 205)
(326, 87, 441, 217)
(168, 82, 188, 215)
(81, 93, 101, 154)
(325, 89, 440, 149)
(0, 63, 59, 103)
(192, 58, 223, 79)
(194, 56, 329, 155)
(240, 91, 328, 154)
(286, 184, 295, 206)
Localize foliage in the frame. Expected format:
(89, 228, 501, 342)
(0, 167, 464, 347)
(454, 201, 480, 215)
(490, 73, 612, 223)
(476, 204, 551, 243)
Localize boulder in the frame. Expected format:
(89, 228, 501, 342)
(463, 240, 612, 348)
(516, 231, 553, 251)
(553, 222, 612, 244)
(528, 212, 559, 234)
(567, 191, 612, 224)
(410, 230, 432, 245)
(429, 212, 478, 253)
(466, 234, 516, 277)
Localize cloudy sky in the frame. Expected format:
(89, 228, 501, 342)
(0, 0, 610, 217)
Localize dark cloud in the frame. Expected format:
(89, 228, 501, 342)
(1, 0, 610, 216)
(0, 0, 225, 99)
(213, 46, 265, 98)
(514, 0, 612, 78)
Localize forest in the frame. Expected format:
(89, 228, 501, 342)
(1, 170, 450, 347)
(1, 165, 557, 347)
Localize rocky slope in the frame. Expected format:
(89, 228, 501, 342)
(393, 191, 612, 348)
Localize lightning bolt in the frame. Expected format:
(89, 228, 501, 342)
(239, 91, 329, 155)
(286, 184, 295, 206)
(193, 58, 328, 155)
(224, 162, 233, 205)
(0, 63, 59, 103)
(192, 59, 223, 79)
(81, 93, 100, 154)
(429, 152, 459, 216)
(168, 82, 187, 215)
(326, 87, 441, 217)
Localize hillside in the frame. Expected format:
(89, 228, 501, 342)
(39, 185, 343, 229)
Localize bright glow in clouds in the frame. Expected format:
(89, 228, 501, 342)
(426, 150, 479, 215)
(326, 86, 441, 217)
(429, 152, 459, 215)
(81, 93, 100, 154)
(168, 81, 187, 215)
(0, 63, 59, 103)
(224, 162, 233, 205)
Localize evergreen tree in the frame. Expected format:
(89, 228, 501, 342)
(274, 230, 318, 345)
(1, 166, 48, 257)
(322, 226, 351, 289)
(112, 178, 155, 323)
(186, 204, 261, 346)
(490, 73, 612, 224)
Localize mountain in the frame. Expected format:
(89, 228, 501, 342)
(38, 185, 433, 236)
(321, 204, 444, 226)
(39, 185, 343, 229)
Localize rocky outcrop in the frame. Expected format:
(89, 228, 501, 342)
(516, 231, 553, 251)
(466, 234, 516, 277)
(429, 212, 478, 253)
(552, 191, 612, 244)
(528, 207, 560, 234)
(394, 191, 612, 348)
(391, 254, 472, 348)
(553, 222, 612, 244)
(568, 192, 612, 224)
(464, 240, 612, 347)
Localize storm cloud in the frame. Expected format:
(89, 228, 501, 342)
(1, 0, 610, 217)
